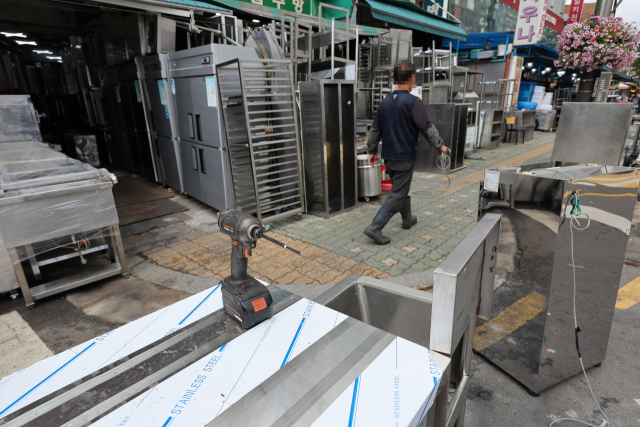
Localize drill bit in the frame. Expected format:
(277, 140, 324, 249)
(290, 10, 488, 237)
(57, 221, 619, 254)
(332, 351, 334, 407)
(258, 232, 301, 256)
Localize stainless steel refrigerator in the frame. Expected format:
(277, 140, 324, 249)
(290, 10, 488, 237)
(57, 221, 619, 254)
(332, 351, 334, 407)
(115, 61, 159, 182)
(168, 44, 258, 211)
(139, 54, 183, 192)
(98, 68, 128, 170)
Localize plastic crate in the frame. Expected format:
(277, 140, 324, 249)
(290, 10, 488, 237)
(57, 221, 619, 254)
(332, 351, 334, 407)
(517, 82, 536, 103)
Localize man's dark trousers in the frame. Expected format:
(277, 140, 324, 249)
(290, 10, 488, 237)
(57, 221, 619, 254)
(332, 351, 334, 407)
(382, 160, 414, 215)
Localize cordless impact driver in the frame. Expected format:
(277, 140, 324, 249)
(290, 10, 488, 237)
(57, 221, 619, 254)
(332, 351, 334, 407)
(218, 209, 300, 329)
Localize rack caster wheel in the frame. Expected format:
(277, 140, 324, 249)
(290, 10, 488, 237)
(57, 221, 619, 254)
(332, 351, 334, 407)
(294, 213, 302, 220)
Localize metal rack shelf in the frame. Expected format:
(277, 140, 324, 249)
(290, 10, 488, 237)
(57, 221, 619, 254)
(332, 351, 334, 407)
(217, 58, 304, 223)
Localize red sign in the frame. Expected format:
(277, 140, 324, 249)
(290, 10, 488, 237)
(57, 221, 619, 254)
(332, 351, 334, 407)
(498, 0, 519, 9)
(568, 0, 584, 24)
(544, 9, 564, 32)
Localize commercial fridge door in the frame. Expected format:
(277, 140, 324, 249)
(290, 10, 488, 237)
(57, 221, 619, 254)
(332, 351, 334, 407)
(118, 83, 138, 132)
(124, 81, 149, 133)
(179, 140, 203, 201)
(198, 144, 230, 211)
(108, 86, 127, 131)
(157, 134, 182, 192)
(174, 77, 196, 142)
(135, 129, 156, 181)
(118, 130, 141, 174)
(189, 76, 225, 148)
(146, 78, 174, 138)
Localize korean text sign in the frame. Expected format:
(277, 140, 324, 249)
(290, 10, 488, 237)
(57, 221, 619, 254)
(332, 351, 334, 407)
(514, 0, 549, 46)
(568, 0, 584, 24)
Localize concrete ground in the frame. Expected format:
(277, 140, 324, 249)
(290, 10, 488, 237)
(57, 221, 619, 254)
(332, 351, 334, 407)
(1, 131, 640, 426)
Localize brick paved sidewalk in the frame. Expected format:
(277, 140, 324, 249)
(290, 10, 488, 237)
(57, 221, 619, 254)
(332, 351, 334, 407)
(268, 132, 557, 277)
(143, 132, 556, 285)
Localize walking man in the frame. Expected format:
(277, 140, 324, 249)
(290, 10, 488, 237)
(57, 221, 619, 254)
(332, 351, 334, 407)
(364, 62, 448, 245)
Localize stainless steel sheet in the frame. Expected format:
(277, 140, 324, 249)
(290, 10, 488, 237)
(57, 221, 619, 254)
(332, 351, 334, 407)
(552, 103, 633, 165)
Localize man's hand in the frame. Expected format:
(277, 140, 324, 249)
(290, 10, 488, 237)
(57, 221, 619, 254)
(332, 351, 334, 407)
(369, 153, 379, 167)
(438, 145, 448, 156)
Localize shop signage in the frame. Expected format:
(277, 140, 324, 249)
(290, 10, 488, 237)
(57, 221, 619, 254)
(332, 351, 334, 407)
(498, 0, 519, 9)
(425, 0, 446, 19)
(511, 56, 524, 109)
(544, 10, 563, 32)
(243, 0, 309, 14)
(568, 0, 584, 24)
(514, 0, 549, 46)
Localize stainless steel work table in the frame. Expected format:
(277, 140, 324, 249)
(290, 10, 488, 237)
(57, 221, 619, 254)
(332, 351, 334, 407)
(0, 285, 451, 427)
(0, 151, 127, 306)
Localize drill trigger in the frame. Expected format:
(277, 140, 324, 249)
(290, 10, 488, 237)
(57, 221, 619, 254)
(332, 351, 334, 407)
(243, 247, 251, 258)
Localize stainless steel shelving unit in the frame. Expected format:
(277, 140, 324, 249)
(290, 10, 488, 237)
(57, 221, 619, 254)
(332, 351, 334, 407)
(414, 42, 454, 104)
(299, 80, 357, 217)
(217, 58, 304, 223)
(273, 4, 358, 84)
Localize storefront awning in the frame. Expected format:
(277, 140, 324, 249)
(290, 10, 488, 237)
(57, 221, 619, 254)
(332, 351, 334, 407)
(159, 0, 231, 12)
(357, 0, 466, 40)
(603, 66, 640, 85)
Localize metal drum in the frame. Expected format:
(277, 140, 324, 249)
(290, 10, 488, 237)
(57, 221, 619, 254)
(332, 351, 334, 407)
(357, 154, 381, 201)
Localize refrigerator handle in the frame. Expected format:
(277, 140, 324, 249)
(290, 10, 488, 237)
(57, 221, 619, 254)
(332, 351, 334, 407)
(199, 148, 206, 174)
(195, 114, 202, 141)
(191, 145, 198, 171)
(188, 113, 195, 139)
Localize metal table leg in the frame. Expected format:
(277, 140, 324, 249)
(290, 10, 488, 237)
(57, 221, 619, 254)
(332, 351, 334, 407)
(111, 224, 129, 275)
(8, 248, 34, 308)
(25, 244, 42, 281)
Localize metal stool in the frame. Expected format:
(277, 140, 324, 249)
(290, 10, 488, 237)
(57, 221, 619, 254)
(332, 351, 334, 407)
(504, 116, 526, 145)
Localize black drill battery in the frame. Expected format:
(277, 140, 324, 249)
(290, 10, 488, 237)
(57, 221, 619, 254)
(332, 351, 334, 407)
(221, 278, 273, 329)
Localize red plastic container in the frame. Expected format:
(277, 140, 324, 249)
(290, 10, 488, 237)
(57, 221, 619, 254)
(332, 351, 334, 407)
(381, 179, 392, 191)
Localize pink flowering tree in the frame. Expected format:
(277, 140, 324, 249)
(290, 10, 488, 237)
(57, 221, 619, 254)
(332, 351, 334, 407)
(554, 15, 640, 72)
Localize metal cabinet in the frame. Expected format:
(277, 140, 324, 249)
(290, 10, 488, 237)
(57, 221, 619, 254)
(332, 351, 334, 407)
(478, 163, 639, 394)
(299, 80, 357, 217)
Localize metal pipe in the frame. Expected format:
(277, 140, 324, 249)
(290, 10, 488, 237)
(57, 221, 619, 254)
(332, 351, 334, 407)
(175, 22, 242, 46)
(331, 18, 335, 80)
(432, 40, 436, 87)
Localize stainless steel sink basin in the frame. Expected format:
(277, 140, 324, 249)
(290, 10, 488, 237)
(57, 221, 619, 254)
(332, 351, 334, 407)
(314, 274, 433, 349)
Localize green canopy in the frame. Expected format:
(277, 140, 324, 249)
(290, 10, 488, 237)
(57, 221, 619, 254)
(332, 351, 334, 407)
(160, 0, 232, 12)
(358, 0, 466, 40)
